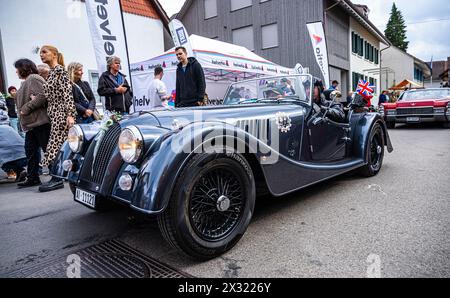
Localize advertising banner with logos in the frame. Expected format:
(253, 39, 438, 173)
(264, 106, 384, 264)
(85, 0, 130, 79)
(306, 22, 330, 89)
(169, 19, 194, 58)
(130, 35, 294, 111)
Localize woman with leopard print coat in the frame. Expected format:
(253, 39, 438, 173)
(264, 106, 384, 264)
(35, 45, 76, 192)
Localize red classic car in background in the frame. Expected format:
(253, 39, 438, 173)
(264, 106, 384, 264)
(381, 88, 450, 128)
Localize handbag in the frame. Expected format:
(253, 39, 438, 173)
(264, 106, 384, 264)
(74, 82, 101, 120)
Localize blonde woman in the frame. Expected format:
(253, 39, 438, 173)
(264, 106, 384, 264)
(35, 45, 76, 192)
(68, 62, 96, 124)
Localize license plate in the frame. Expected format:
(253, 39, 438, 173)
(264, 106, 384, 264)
(75, 188, 96, 208)
(407, 117, 420, 122)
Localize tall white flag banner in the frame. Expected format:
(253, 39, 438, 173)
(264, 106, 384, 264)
(306, 22, 330, 89)
(169, 19, 194, 57)
(85, 0, 130, 79)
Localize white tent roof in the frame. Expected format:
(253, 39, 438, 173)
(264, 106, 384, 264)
(130, 34, 294, 82)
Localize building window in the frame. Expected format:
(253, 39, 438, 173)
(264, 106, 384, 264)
(232, 26, 254, 51)
(414, 67, 424, 82)
(351, 32, 364, 57)
(204, 0, 217, 19)
(231, 0, 252, 11)
(352, 72, 365, 91)
(358, 36, 364, 56)
(352, 32, 356, 54)
(370, 45, 374, 62)
(364, 41, 369, 59)
(261, 23, 278, 49)
(375, 48, 379, 65)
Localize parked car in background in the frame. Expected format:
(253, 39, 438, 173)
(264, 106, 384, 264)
(51, 74, 393, 260)
(381, 88, 450, 128)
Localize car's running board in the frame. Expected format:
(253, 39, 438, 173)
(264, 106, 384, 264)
(279, 156, 365, 171)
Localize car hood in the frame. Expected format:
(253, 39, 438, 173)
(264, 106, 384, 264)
(397, 98, 449, 107)
(123, 104, 307, 130)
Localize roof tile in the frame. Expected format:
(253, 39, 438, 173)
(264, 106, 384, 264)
(121, 0, 160, 19)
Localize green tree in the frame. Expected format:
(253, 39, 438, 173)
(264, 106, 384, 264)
(384, 3, 409, 51)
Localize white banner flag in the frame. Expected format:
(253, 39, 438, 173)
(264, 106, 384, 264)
(85, 0, 130, 79)
(169, 19, 194, 57)
(306, 22, 330, 89)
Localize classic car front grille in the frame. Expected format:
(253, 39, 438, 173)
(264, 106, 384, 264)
(396, 107, 434, 116)
(80, 123, 122, 185)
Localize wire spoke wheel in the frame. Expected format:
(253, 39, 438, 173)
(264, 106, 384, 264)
(158, 154, 255, 260)
(189, 167, 244, 241)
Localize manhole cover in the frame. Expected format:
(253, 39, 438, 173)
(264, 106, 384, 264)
(4, 239, 191, 278)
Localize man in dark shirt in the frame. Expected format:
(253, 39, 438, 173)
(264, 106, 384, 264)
(175, 47, 206, 107)
(378, 90, 388, 105)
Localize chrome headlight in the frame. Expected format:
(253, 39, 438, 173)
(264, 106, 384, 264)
(387, 109, 396, 116)
(67, 125, 84, 153)
(434, 107, 446, 114)
(118, 126, 144, 164)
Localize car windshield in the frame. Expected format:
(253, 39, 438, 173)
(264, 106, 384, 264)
(400, 89, 450, 101)
(223, 75, 312, 105)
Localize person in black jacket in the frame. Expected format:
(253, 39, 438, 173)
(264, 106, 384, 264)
(175, 47, 206, 107)
(313, 80, 345, 123)
(68, 62, 96, 124)
(97, 56, 133, 114)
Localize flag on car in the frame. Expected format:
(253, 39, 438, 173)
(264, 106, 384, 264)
(356, 80, 375, 98)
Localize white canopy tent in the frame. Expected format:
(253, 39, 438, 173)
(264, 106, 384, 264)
(130, 35, 295, 111)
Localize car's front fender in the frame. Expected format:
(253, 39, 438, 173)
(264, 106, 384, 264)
(130, 121, 271, 214)
(51, 141, 73, 179)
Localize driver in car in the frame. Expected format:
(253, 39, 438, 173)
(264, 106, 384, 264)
(312, 80, 346, 123)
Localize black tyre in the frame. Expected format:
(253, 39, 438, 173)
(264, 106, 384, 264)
(157, 153, 256, 260)
(359, 123, 385, 177)
(386, 121, 396, 129)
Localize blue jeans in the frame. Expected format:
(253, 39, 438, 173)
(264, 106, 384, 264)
(9, 118, 24, 138)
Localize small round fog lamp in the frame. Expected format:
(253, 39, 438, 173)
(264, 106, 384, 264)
(62, 160, 73, 172)
(119, 174, 133, 191)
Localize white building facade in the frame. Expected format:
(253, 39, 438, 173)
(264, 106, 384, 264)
(0, 0, 168, 98)
(380, 45, 431, 90)
(349, 18, 381, 101)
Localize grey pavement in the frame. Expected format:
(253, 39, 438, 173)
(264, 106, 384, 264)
(0, 123, 449, 278)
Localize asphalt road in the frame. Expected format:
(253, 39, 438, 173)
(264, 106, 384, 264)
(1, 123, 449, 278)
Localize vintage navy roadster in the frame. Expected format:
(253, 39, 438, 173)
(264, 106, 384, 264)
(52, 74, 393, 260)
